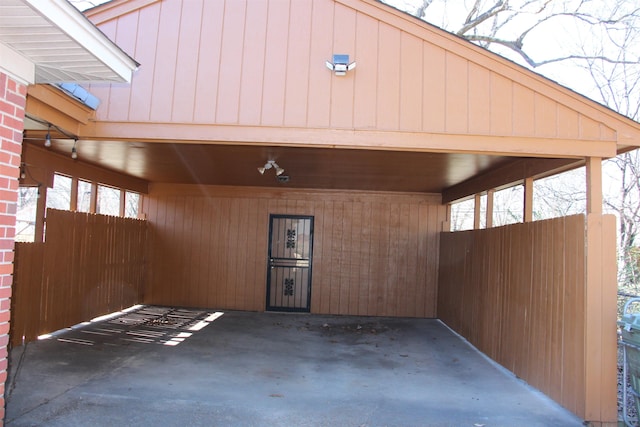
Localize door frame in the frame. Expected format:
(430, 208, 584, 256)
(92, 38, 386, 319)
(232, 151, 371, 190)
(265, 214, 314, 312)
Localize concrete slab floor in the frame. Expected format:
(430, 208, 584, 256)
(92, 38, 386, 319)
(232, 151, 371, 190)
(5, 307, 585, 427)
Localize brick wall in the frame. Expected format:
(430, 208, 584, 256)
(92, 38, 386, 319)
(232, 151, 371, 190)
(0, 71, 26, 424)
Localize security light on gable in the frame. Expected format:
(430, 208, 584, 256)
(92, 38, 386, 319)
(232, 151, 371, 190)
(326, 54, 356, 76)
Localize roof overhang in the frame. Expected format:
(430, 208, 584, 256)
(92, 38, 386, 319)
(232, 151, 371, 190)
(0, 0, 138, 85)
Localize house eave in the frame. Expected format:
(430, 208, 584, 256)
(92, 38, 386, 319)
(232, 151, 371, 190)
(0, 0, 138, 84)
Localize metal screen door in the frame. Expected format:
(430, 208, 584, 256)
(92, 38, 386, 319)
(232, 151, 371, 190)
(266, 215, 314, 312)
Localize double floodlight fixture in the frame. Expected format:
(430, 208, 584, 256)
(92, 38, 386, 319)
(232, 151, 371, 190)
(258, 160, 284, 176)
(326, 54, 356, 76)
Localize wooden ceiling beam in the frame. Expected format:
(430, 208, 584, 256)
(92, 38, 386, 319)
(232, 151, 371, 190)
(26, 85, 94, 135)
(442, 157, 581, 204)
(80, 121, 617, 159)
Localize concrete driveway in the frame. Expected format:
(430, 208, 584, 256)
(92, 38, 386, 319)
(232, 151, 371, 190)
(5, 306, 584, 426)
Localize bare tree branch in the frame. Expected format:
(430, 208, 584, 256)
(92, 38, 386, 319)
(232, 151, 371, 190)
(457, 0, 507, 36)
(463, 34, 640, 68)
(413, 0, 435, 20)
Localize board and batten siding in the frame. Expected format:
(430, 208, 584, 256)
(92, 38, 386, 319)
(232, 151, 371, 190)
(87, 0, 615, 142)
(143, 184, 446, 317)
(437, 215, 592, 418)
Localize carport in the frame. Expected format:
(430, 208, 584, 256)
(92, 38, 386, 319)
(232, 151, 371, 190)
(7, 0, 640, 425)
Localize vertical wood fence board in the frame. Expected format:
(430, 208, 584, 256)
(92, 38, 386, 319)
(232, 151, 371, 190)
(379, 205, 392, 316)
(548, 217, 564, 403)
(565, 214, 585, 416)
(584, 214, 618, 423)
(348, 202, 362, 316)
(399, 204, 412, 316)
(599, 214, 618, 422)
(358, 201, 372, 316)
(243, 199, 257, 309)
(226, 200, 240, 309)
(329, 201, 342, 313)
(319, 200, 333, 314)
(236, 199, 250, 310)
(333, 202, 346, 313)
(11, 243, 44, 346)
(388, 204, 400, 317)
(406, 204, 419, 318)
(424, 205, 438, 317)
(367, 202, 382, 316)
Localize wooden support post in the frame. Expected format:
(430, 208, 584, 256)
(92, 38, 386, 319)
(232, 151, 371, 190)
(34, 185, 46, 243)
(89, 182, 98, 214)
(583, 157, 616, 425)
(137, 194, 145, 220)
(524, 177, 533, 223)
(473, 194, 481, 229)
(486, 189, 494, 228)
(443, 203, 452, 232)
(586, 157, 603, 215)
(119, 190, 126, 217)
(70, 177, 78, 212)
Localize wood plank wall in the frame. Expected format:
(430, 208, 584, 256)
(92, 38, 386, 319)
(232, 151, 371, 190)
(437, 214, 586, 417)
(11, 210, 147, 346)
(144, 184, 446, 317)
(86, 0, 613, 142)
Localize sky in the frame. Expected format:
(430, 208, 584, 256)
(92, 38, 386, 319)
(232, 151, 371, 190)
(381, 0, 623, 108)
(69, 0, 109, 11)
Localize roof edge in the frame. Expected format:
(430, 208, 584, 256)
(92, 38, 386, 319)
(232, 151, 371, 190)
(22, 0, 139, 83)
(84, 0, 161, 25)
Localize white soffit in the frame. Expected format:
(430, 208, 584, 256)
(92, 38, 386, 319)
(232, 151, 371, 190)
(0, 0, 138, 84)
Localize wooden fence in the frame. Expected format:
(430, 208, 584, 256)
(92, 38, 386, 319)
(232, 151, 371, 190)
(11, 209, 147, 346)
(438, 214, 587, 417)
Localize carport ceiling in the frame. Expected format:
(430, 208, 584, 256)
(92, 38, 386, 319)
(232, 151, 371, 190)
(24, 137, 524, 193)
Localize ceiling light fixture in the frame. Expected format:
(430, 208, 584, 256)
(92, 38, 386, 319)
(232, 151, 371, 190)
(44, 125, 51, 147)
(258, 160, 285, 176)
(71, 139, 78, 159)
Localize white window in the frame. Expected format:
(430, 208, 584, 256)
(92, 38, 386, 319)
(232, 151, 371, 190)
(46, 174, 72, 211)
(533, 168, 586, 220)
(97, 185, 120, 216)
(124, 191, 139, 218)
(493, 185, 524, 227)
(77, 180, 92, 213)
(16, 187, 39, 242)
(450, 198, 475, 231)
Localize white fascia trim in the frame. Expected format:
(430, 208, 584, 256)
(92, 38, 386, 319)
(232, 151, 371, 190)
(22, 0, 138, 83)
(0, 42, 35, 85)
